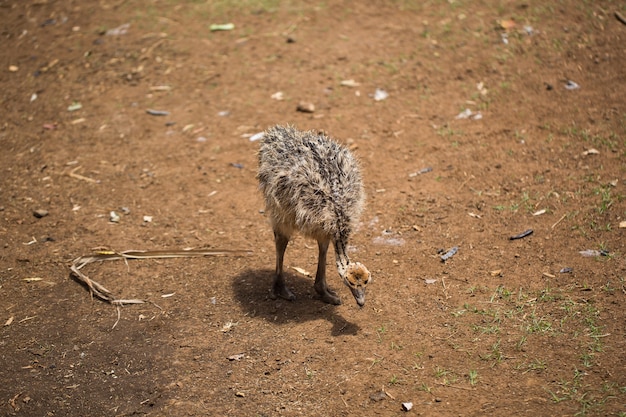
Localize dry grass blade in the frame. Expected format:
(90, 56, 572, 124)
(116, 249, 252, 259)
(67, 166, 99, 183)
(70, 248, 252, 305)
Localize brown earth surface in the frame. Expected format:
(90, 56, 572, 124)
(1, 1, 625, 416)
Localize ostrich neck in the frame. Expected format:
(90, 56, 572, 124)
(333, 237, 350, 277)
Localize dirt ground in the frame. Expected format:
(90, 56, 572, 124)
(1, 0, 625, 416)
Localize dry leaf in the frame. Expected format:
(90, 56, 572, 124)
(340, 79, 360, 87)
(291, 266, 311, 277)
(499, 19, 516, 30)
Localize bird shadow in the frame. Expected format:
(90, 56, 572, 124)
(231, 269, 361, 336)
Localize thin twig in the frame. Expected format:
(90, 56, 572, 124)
(457, 175, 474, 192)
(68, 166, 98, 183)
(383, 386, 396, 400)
(551, 213, 567, 229)
(112, 306, 121, 329)
(341, 397, 348, 408)
(140, 38, 168, 61)
(442, 277, 451, 300)
(615, 11, 626, 26)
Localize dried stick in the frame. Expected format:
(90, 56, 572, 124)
(70, 248, 252, 305)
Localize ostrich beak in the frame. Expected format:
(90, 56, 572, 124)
(350, 287, 366, 307)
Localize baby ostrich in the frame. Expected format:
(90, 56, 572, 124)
(257, 125, 371, 307)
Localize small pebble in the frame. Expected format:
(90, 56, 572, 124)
(509, 229, 533, 240)
(109, 211, 121, 223)
(373, 88, 389, 101)
(402, 402, 413, 411)
(105, 23, 130, 36)
(33, 209, 49, 218)
(440, 246, 458, 262)
(296, 102, 315, 113)
(67, 102, 82, 112)
(227, 353, 245, 361)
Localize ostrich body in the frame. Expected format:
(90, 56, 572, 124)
(257, 125, 371, 307)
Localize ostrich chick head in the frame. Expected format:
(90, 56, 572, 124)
(343, 262, 371, 307)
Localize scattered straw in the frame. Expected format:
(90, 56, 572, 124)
(70, 248, 252, 306)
